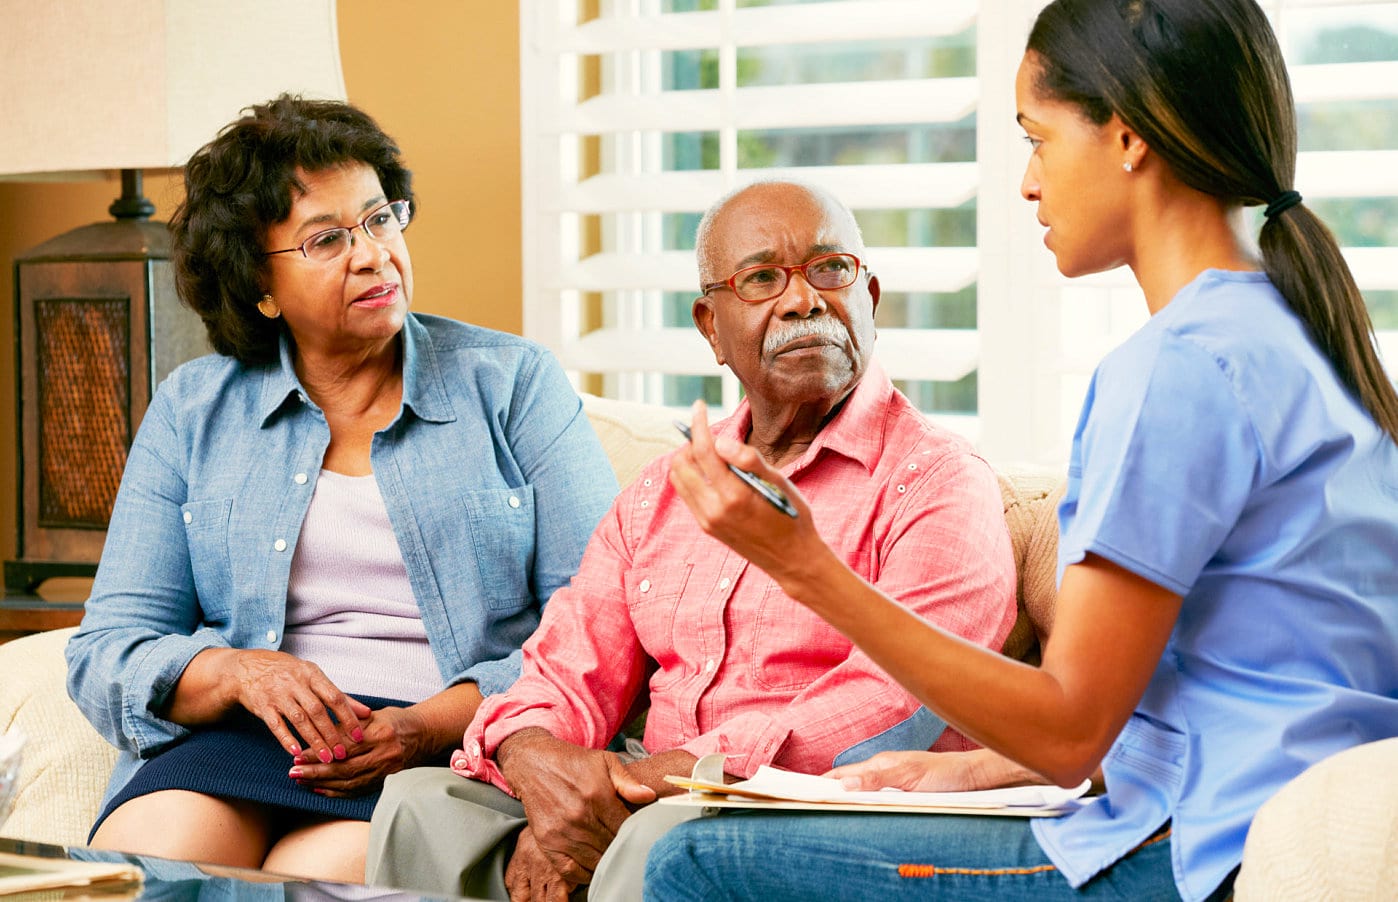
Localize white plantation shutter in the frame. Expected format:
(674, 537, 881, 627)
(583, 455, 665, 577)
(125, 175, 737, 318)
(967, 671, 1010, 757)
(1279, 0, 1398, 377)
(521, 0, 1398, 465)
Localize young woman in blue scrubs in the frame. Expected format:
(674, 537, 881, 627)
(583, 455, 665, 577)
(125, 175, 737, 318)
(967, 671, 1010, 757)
(653, 0, 1398, 899)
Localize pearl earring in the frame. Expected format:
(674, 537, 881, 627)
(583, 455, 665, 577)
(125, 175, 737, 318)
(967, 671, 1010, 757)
(1123, 162, 1134, 173)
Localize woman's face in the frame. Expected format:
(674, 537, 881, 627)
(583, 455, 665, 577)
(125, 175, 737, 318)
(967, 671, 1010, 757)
(261, 162, 413, 358)
(1015, 52, 1135, 278)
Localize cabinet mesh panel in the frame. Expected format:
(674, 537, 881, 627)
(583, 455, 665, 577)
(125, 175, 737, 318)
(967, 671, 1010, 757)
(35, 298, 130, 528)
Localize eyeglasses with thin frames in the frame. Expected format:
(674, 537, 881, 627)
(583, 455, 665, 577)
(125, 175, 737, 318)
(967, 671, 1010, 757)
(701, 252, 863, 303)
(264, 199, 411, 263)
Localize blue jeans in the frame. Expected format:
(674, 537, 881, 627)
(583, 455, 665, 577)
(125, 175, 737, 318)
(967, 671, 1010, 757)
(643, 811, 1183, 901)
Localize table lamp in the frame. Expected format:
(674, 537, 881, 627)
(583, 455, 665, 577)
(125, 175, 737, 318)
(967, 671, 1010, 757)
(0, 0, 347, 598)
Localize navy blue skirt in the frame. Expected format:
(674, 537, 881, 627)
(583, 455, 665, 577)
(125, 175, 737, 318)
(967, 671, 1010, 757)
(92, 695, 441, 839)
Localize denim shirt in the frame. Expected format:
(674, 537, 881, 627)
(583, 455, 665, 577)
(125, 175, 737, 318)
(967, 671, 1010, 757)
(65, 313, 618, 808)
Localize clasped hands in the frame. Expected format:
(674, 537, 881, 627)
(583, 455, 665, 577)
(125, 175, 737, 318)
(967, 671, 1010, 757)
(496, 728, 660, 902)
(183, 647, 429, 796)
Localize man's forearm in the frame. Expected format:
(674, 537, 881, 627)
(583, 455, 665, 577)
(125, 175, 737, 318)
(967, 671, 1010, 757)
(624, 749, 701, 797)
(495, 726, 556, 788)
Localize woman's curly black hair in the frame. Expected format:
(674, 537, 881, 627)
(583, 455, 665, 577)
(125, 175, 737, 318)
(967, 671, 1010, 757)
(170, 94, 414, 364)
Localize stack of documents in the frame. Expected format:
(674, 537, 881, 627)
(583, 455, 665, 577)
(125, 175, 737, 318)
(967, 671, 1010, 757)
(0, 851, 142, 895)
(661, 756, 1092, 817)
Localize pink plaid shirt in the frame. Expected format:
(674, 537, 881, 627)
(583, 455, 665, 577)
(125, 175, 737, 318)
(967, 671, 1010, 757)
(452, 364, 1017, 788)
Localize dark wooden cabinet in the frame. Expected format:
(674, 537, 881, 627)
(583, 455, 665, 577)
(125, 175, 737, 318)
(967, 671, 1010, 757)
(5, 218, 206, 611)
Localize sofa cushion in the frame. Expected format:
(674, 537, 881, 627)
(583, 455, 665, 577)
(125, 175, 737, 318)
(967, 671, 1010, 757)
(581, 393, 685, 489)
(996, 466, 1064, 663)
(0, 626, 116, 845)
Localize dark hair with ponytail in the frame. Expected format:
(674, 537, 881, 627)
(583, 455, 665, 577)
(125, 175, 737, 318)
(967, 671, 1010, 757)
(1028, 0, 1398, 441)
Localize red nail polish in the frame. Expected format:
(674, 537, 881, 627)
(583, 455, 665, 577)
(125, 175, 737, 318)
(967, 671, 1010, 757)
(288, 768, 303, 779)
(289, 743, 302, 755)
(318, 748, 333, 764)
(351, 728, 364, 743)
(333, 744, 347, 760)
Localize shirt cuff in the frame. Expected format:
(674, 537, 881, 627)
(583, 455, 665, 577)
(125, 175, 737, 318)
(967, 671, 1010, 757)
(455, 706, 569, 795)
(449, 742, 514, 795)
(121, 628, 227, 755)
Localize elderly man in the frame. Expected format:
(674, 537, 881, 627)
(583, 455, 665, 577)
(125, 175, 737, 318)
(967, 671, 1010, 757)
(365, 181, 1017, 901)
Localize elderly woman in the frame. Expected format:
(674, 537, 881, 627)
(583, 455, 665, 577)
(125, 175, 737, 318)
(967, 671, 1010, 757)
(64, 95, 617, 882)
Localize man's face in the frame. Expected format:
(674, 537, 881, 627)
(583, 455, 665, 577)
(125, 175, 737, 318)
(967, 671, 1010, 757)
(694, 184, 880, 410)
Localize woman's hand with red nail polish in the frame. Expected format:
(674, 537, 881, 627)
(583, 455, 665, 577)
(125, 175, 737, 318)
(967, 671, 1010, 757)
(286, 705, 431, 797)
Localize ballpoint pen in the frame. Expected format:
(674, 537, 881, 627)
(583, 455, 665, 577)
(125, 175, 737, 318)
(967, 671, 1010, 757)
(674, 421, 799, 518)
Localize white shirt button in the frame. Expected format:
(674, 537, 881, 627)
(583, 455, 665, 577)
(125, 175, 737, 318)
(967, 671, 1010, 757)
(897, 485, 907, 494)
(266, 630, 277, 643)
(704, 659, 715, 673)
(640, 500, 650, 509)
(718, 577, 730, 590)
(182, 511, 193, 524)
(508, 495, 521, 509)
(643, 478, 652, 487)
(639, 578, 652, 593)
(274, 538, 288, 552)
(908, 463, 918, 471)
(294, 472, 308, 485)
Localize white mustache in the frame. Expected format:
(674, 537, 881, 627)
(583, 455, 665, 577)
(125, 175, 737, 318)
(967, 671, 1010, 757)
(762, 316, 850, 356)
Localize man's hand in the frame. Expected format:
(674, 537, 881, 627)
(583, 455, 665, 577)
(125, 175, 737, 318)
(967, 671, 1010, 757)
(825, 748, 1049, 792)
(497, 729, 656, 885)
(287, 705, 429, 796)
(504, 827, 575, 902)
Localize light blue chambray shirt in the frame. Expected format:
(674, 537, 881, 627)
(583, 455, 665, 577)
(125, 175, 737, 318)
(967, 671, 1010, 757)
(65, 312, 618, 810)
(1033, 271, 1398, 901)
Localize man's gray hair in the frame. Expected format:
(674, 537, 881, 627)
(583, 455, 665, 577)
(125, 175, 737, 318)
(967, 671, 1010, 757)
(693, 178, 866, 286)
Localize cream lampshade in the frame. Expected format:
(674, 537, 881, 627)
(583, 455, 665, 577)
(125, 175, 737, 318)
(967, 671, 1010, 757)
(0, 0, 347, 600)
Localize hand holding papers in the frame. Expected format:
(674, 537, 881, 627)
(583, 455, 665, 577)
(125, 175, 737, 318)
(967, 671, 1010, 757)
(661, 754, 1092, 817)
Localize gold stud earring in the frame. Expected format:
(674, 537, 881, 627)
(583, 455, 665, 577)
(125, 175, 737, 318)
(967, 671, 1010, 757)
(1123, 162, 1134, 173)
(257, 294, 281, 319)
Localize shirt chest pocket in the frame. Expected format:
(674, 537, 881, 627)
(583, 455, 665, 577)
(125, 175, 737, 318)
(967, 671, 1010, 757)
(624, 564, 691, 676)
(181, 497, 233, 619)
(751, 581, 849, 692)
(462, 485, 537, 612)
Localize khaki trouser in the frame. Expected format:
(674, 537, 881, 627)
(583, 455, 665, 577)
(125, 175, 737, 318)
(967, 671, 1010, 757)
(365, 766, 702, 902)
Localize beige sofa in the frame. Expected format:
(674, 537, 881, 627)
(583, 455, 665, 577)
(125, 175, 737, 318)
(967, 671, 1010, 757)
(1, 393, 1392, 898)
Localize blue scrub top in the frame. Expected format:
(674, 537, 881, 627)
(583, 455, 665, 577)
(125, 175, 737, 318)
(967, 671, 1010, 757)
(1032, 270, 1398, 901)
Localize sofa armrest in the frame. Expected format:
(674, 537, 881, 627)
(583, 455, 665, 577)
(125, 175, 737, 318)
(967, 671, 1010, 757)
(1235, 736, 1398, 900)
(0, 627, 115, 846)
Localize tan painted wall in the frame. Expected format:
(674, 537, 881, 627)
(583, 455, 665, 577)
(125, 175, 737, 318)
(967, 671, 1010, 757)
(0, 1, 522, 564)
